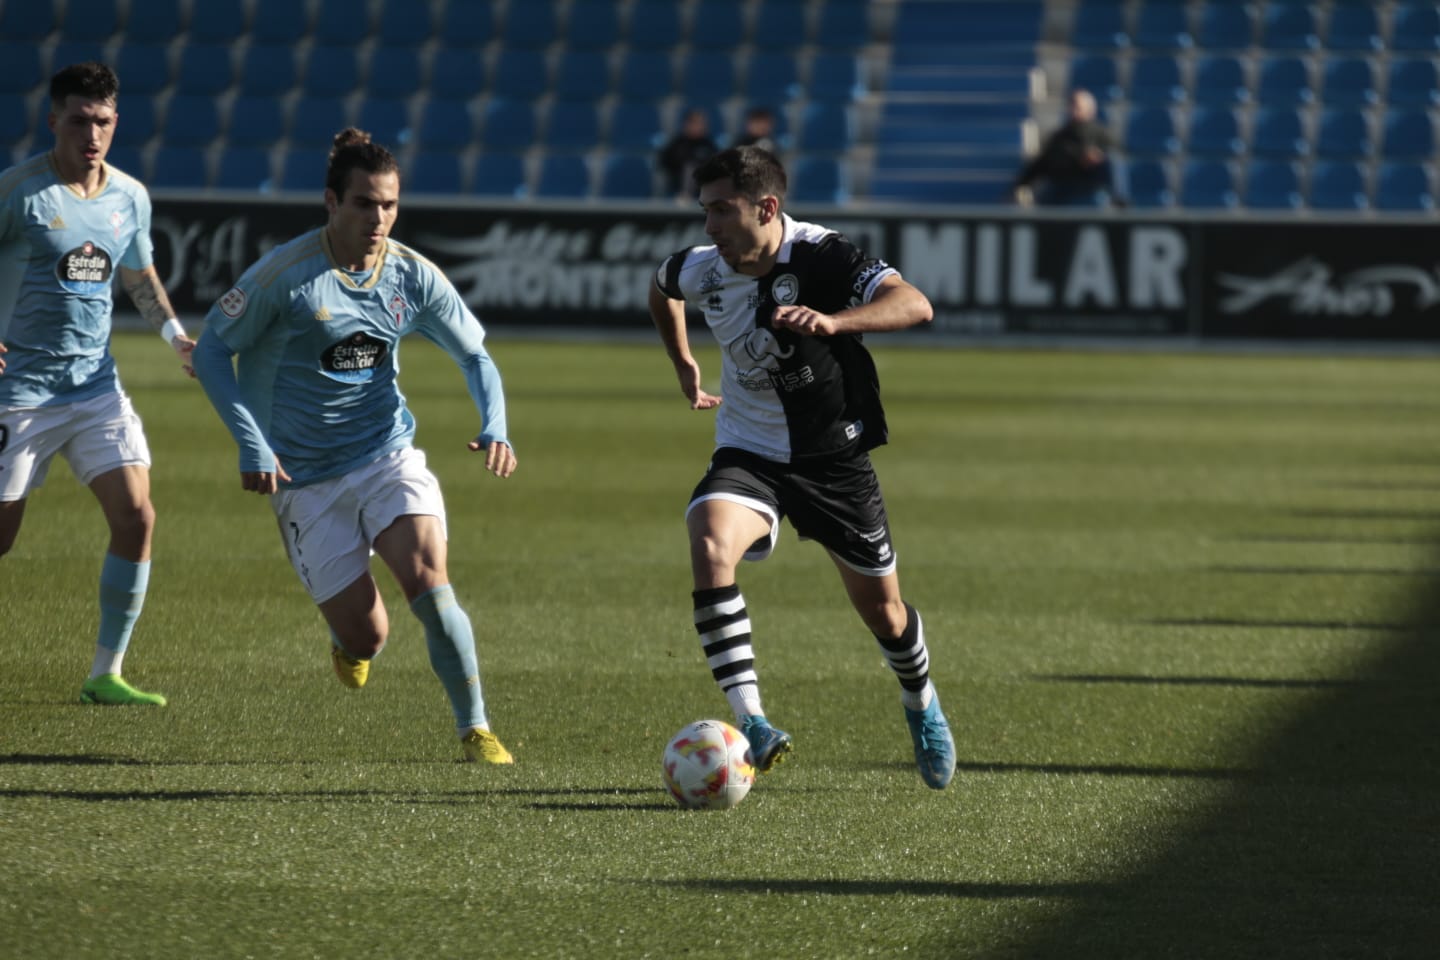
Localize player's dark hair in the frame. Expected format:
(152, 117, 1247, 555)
(50, 61, 119, 107)
(693, 146, 787, 206)
(325, 128, 400, 199)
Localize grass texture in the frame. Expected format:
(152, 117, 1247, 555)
(2, 334, 1438, 959)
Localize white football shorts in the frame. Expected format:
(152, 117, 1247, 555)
(269, 446, 447, 603)
(0, 391, 152, 501)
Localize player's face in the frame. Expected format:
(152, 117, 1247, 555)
(698, 178, 775, 271)
(327, 169, 400, 261)
(48, 95, 117, 179)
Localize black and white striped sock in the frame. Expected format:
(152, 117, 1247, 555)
(876, 602, 933, 710)
(693, 584, 763, 719)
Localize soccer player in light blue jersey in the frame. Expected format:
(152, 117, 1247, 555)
(193, 129, 517, 764)
(0, 62, 194, 707)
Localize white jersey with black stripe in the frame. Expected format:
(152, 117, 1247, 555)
(656, 214, 898, 463)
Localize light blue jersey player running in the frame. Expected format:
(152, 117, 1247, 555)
(193, 129, 517, 764)
(0, 62, 194, 707)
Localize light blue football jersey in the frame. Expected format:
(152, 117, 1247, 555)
(0, 153, 154, 407)
(198, 227, 508, 487)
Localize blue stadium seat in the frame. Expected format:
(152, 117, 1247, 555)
(1180, 159, 1237, 208)
(1256, 56, 1313, 106)
(249, 0, 310, 44)
(0, 43, 44, 94)
(416, 99, 476, 150)
(692, 0, 746, 46)
(1315, 109, 1369, 159)
(162, 94, 221, 147)
(105, 145, 145, 180)
(681, 52, 738, 104)
(1188, 107, 1243, 157)
(124, 0, 181, 43)
(798, 103, 852, 151)
(598, 153, 654, 198)
(536, 153, 592, 198)
(114, 44, 169, 96)
(0, 0, 56, 42)
(501, 3, 557, 48)
(188, 0, 247, 44)
(439, 3, 494, 47)
(789, 156, 847, 204)
(1069, 55, 1121, 103)
(1374, 162, 1433, 211)
(1129, 55, 1185, 104)
(152, 147, 209, 188)
(609, 101, 664, 149)
(1319, 57, 1377, 107)
(617, 51, 674, 100)
(368, 48, 422, 100)
(377, 0, 433, 46)
(1390, 3, 1440, 52)
(215, 147, 273, 191)
(1250, 108, 1308, 158)
(0, 98, 31, 144)
(49, 42, 107, 74)
(480, 99, 534, 151)
(628, 1, 683, 49)
(355, 98, 412, 149)
(175, 43, 234, 95)
(746, 51, 801, 102)
(1243, 160, 1302, 209)
(312, 0, 369, 45)
(472, 152, 528, 197)
(303, 46, 361, 98)
(1381, 109, 1434, 160)
(112, 98, 156, 146)
(430, 48, 487, 101)
(1308, 161, 1368, 209)
(278, 147, 329, 192)
(289, 97, 350, 148)
(1261, 3, 1318, 50)
(553, 51, 611, 100)
(61, 0, 118, 42)
(227, 96, 286, 147)
(492, 49, 549, 100)
(1193, 55, 1249, 105)
(1125, 159, 1173, 208)
(751, 0, 809, 50)
(565, 0, 621, 50)
(1070, 1, 1129, 48)
(544, 101, 602, 149)
(1325, 4, 1381, 52)
(409, 151, 465, 194)
(1134, 3, 1192, 49)
(239, 44, 298, 98)
(1386, 59, 1440, 108)
(1196, 3, 1253, 48)
(809, 53, 864, 102)
(814, 0, 869, 49)
(1123, 106, 1180, 157)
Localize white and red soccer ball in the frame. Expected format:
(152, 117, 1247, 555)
(662, 719, 756, 810)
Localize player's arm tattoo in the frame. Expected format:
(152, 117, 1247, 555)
(119, 266, 180, 333)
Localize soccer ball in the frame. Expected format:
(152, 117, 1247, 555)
(662, 719, 755, 810)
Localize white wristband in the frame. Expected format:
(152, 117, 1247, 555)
(159, 318, 186, 344)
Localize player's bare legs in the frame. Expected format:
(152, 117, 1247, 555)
(687, 499, 792, 771)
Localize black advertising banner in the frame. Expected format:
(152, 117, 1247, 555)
(1199, 222, 1440, 341)
(147, 195, 1439, 343)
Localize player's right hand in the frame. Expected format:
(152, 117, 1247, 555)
(676, 358, 721, 410)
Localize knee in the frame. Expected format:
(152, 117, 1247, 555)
(109, 498, 156, 547)
(865, 597, 910, 639)
(690, 531, 740, 580)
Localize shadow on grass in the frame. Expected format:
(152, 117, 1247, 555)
(658, 877, 1109, 900)
(996, 537, 1440, 959)
(0, 784, 664, 805)
(1033, 674, 1366, 690)
(1143, 617, 1432, 631)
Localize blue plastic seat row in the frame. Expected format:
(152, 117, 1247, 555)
(1125, 158, 1433, 212)
(1070, 2, 1439, 53)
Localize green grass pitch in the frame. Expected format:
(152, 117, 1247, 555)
(2, 333, 1438, 958)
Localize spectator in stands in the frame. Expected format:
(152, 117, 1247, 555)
(734, 106, 779, 153)
(657, 107, 719, 201)
(1012, 89, 1121, 207)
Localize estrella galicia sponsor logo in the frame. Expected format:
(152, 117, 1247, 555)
(320, 332, 390, 383)
(55, 241, 112, 294)
(771, 274, 799, 305)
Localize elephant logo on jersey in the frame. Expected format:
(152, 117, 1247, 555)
(321, 332, 390, 383)
(770, 274, 799, 305)
(729, 327, 794, 391)
(55, 241, 112, 295)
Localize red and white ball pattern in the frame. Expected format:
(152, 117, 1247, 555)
(662, 719, 756, 810)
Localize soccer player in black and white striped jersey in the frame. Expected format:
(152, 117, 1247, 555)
(648, 146, 955, 789)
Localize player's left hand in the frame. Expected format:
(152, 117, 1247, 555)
(171, 336, 197, 378)
(468, 438, 517, 478)
(772, 305, 837, 336)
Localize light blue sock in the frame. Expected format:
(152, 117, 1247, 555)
(411, 585, 487, 731)
(97, 554, 150, 660)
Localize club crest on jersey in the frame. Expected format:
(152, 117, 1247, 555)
(218, 286, 247, 318)
(771, 274, 799, 305)
(108, 209, 128, 238)
(321, 332, 390, 383)
(55, 240, 112, 295)
(389, 294, 411, 327)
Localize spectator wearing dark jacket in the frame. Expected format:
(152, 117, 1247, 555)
(1013, 89, 1122, 207)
